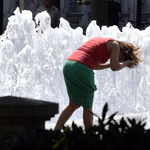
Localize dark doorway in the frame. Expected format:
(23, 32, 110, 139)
(52, 0, 60, 10)
(0, 0, 3, 35)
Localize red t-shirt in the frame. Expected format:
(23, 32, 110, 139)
(67, 37, 115, 69)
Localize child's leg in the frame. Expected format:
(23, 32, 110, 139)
(54, 99, 80, 130)
(83, 107, 93, 129)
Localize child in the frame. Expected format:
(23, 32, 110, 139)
(54, 37, 141, 130)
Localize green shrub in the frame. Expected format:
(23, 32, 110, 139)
(53, 103, 150, 150)
(1, 103, 150, 150)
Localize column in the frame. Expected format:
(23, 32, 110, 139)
(20, 0, 25, 11)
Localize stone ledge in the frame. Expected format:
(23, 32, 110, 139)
(0, 96, 58, 133)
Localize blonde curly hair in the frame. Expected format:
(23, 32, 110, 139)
(117, 41, 142, 66)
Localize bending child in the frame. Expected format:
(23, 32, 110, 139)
(54, 37, 141, 130)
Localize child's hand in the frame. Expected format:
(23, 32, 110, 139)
(126, 60, 134, 68)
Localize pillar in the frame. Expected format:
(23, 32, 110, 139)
(20, 0, 25, 11)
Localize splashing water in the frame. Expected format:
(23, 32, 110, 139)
(1, 8, 150, 128)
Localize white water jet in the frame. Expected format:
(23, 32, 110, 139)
(0, 8, 150, 129)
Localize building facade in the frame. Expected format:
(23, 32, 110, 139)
(2, 0, 150, 33)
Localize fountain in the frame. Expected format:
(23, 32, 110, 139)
(0, 8, 150, 129)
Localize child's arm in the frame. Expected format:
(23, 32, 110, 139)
(94, 63, 111, 70)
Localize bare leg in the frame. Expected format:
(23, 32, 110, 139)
(83, 107, 93, 129)
(54, 99, 80, 130)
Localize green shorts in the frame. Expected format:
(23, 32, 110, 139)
(63, 60, 97, 108)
